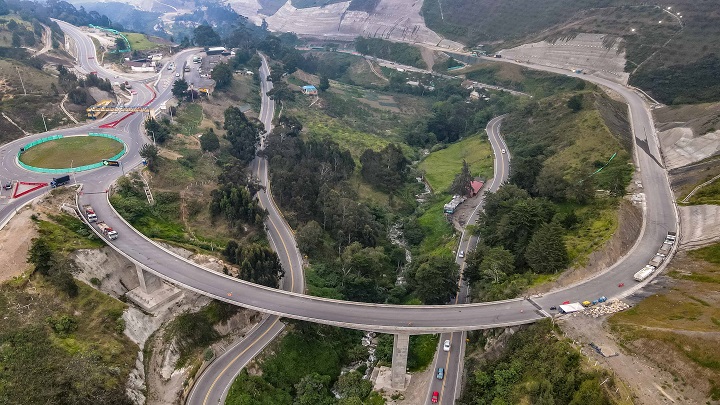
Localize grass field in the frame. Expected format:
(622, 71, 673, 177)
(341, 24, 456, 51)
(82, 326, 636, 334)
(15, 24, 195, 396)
(685, 177, 720, 205)
(417, 197, 456, 256)
(19, 136, 124, 169)
(122, 32, 158, 51)
(175, 103, 204, 136)
(609, 245, 720, 399)
(418, 134, 494, 193)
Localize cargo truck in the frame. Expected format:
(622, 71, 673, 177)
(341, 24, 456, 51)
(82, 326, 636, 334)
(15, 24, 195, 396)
(97, 221, 118, 240)
(83, 205, 98, 222)
(649, 254, 665, 267)
(634, 265, 655, 282)
(50, 175, 70, 188)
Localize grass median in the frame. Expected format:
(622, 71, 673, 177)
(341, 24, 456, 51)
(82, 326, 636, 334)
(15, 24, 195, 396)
(19, 136, 123, 169)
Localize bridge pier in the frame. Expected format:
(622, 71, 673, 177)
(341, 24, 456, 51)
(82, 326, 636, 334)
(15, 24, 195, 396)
(126, 264, 182, 311)
(391, 333, 410, 390)
(135, 264, 162, 293)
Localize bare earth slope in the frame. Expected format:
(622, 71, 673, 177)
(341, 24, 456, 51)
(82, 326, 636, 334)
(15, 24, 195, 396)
(227, 0, 462, 47)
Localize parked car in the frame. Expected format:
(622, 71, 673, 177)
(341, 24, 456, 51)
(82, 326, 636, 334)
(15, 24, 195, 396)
(436, 367, 444, 380)
(443, 340, 451, 352)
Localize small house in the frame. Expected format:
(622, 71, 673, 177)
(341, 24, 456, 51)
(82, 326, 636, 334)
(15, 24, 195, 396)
(469, 180, 484, 197)
(302, 85, 318, 95)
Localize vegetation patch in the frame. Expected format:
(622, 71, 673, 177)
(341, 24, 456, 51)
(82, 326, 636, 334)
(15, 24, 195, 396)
(35, 214, 105, 252)
(460, 320, 617, 404)
(418, 134, 494, 193)
(121, 32, 158, 51)
(609, 245, 720, 399)
(684, 177, 720, 205)
(225, 322, 368, 404)
(19, 136, 124, 169)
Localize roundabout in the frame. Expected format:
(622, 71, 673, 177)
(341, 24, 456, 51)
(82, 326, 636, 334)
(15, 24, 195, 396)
(18, 133, 125, 173)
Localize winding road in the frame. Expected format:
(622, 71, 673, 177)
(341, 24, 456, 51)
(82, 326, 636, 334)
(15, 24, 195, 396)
(0, 20, 678, 404)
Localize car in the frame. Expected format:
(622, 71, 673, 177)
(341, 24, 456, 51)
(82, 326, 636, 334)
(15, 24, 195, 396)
(266, 76, 272, 81)
(549, 306, 557, 311)
(431, 391, 439, 403)
(562, 300, 570, 305)
(582, 300, 592, 307)
(501, 148, 506, 154)
(443, 339, 451, 352)
(458, 250, 464, 258)
(175, 72, 180, 77)
(3, 181, 12, 190)
(130, 90, 137, 95)
(88, 56, 94, 59)
(436, 367, 444, 380)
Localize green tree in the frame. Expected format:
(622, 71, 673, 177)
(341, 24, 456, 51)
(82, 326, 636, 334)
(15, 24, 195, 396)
(193, 24, 221, 46)
(11, 32, 21, 47)
(236, 244, 284, 288)
(480, 247, 515, 284)
(0, 0, 9, 15)
(567, 94, 583, 112)
(450, 160, 474, 196)
(144, 117, 170, 144)
(318, 75, 330, 92)
(296, 220, 324, 256)
(266, 81, 295, 102)
(412, 255, 458, 304)
(172, 78, 189, 99)
(360, 143, 409, 193)
(139, 143, 159, 172)
(335, 371, 372, 400)
(224, 106, 263, 163)
(294, 373, 335, 405)
(28, 237, 54, 276)
(211, 62, 233, 89)
(200, 128, 220, 152)
(115, 37, 127, 50)
(525, 222, 569, 274)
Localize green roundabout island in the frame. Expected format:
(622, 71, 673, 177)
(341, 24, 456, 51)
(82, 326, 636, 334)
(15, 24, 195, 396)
(18, 134, 125, 172)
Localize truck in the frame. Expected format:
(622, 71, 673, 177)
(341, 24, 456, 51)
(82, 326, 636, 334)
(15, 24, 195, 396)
(50, 175, 70, 188)
(83, 205, 98, 222)
(666, 231, 677, 243)
(558, 302, 585, 313)
(634, 265, 655, 282)
(649, 254, 665, 267)
(97, 222, 118, 240)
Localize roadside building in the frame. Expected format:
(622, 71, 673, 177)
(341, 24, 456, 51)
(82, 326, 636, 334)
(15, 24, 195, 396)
(469, 180, 484, 197)
(302, 85, 318, 95)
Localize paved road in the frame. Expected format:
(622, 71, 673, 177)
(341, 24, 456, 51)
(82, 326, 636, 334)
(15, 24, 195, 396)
(427, 115, 511, 405)
(187, 54, 306, 405)
(1, 17, 675, 337)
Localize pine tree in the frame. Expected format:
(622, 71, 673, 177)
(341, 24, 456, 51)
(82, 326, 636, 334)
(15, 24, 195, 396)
(525, 222, 569, 274)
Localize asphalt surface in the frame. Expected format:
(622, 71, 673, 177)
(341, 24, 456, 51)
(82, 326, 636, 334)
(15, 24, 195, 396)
(187, 54, 306, 405)
(1, 23, 675, 335)
(427, 115, 511, 405)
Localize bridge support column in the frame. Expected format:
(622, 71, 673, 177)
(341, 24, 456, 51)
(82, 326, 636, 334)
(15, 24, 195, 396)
(135, 264, 162, 293)
(126, 264, 182, 312)
(391, 333, 410, 390)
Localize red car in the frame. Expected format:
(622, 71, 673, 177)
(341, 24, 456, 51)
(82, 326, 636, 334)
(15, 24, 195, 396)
(431, 391, 439, 403)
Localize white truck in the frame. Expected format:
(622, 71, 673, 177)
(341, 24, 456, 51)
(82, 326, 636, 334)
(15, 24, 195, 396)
(83, 205, 97, 222)
(97, 221, 118, 240)
(634, 265, 655, 282)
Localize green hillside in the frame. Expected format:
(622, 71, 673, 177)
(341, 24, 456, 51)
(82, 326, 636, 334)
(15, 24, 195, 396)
(423, 0, 720, 104)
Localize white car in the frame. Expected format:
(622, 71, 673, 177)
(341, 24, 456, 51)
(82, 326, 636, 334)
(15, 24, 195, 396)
(458, 250, 464, 258)
(443, 340, 451, 352)
(501, 149, 506, 154)
(175, 72, 180, 77)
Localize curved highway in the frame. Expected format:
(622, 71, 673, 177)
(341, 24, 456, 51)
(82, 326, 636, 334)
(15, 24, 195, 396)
(1, 22, 675, 333)
(187, 55, 306, 405)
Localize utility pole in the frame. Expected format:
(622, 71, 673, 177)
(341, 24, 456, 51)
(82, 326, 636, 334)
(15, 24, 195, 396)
(15, 66, 27, 95)
(41, 113, 48, 132)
